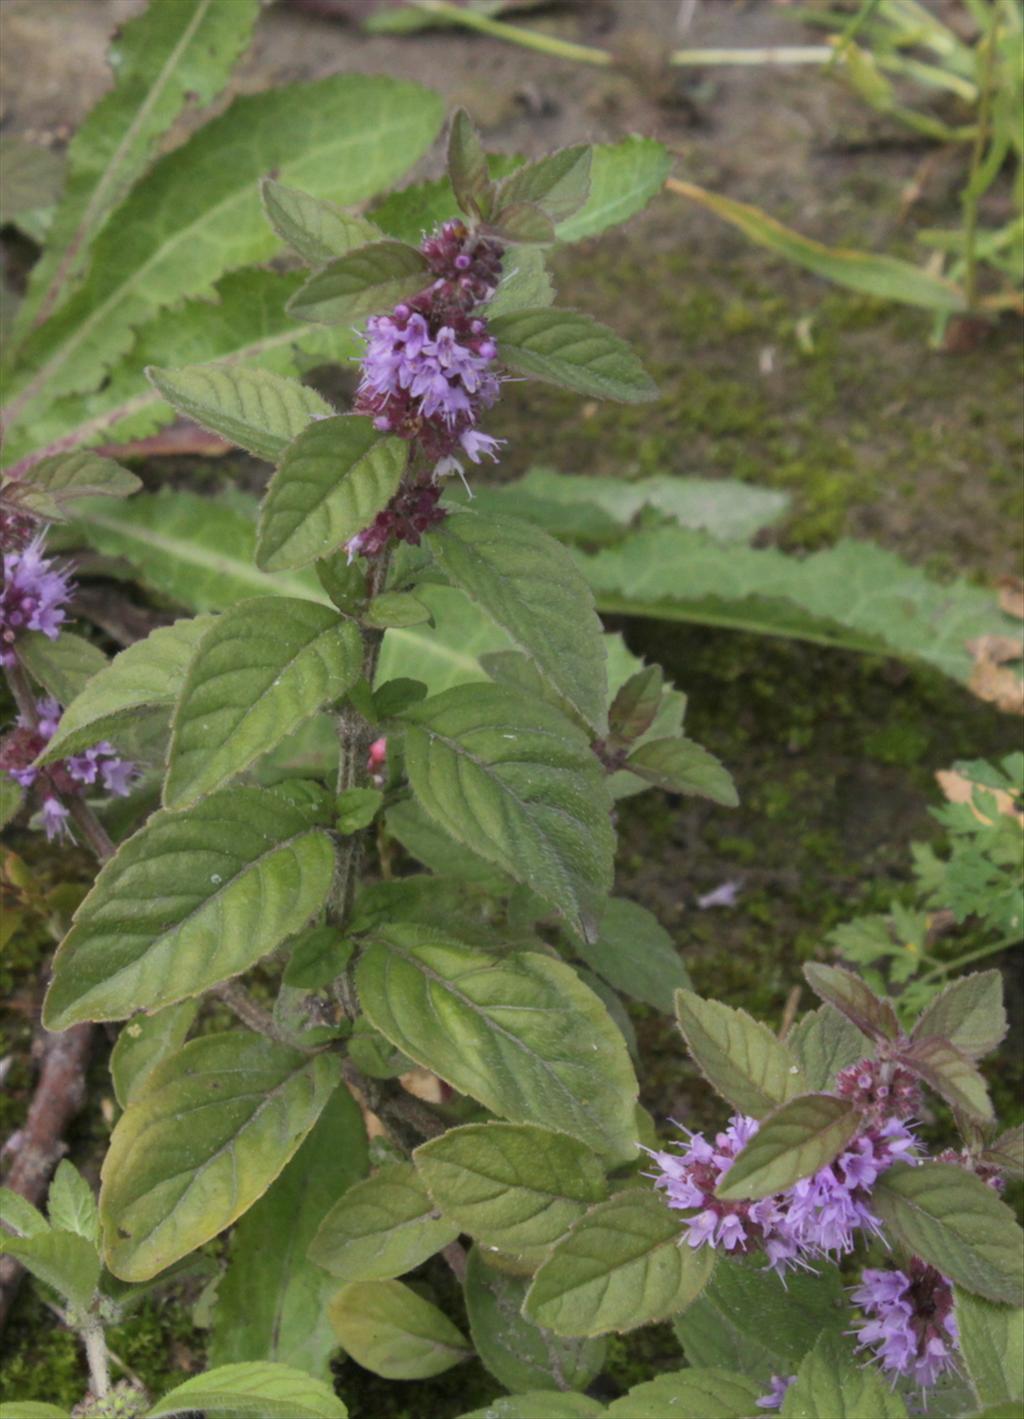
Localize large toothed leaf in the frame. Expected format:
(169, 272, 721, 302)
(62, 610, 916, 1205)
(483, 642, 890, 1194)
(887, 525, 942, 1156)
(575, 898, 689, 1014)
(8, 75, 444, 426)
(489, 309, 657, 404)
(309, 1162, 458, 1282)
(146, 365, 333, 463)
(328, 1280, 471, 1379)
(715, 1094, 860, 1201)
(398, 683, 614, 939)
(261, 179, 382, 266)
(780, 1331, 908, 1418)
(414, 1123, 608, 1263)
(145, 1361, 348, 1418)
(43, 784, 336, 1028)
(524, 1190, 715, 1337)
(100, 1032, 340, 1281)
(11, 0, 261, 340)
(555, 137, 670, 243)
(257, 416, 406, 571)
(165, 599, 360, 807)
(357, 925, 638, 1164)
(675, 990, 807, 1118)
(871, 1163, 1024, 1306)
(287, 241, 430, 324)
(606, 1370, 763, 1419)
(910, 970, 1007, 1060)
(430, 507, 608, 734)
(494, 147, 592, 225)
(39, 616, 214, 765)
(2, 451, 139, 521)
(624, 736, 737, 806)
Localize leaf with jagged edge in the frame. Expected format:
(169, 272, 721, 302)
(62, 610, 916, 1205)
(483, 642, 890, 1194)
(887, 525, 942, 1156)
(308, 1162, 458, 1282)
(287, 241, 430, 325)
(43, 783, 336, 1028)
(675, 990, 807, 1118)
(146, 365, 333, 463)
(489, 309, 657, 404)
(2, 450, 139, 520)
(47, 1161, 100, 1246)
(803, 963, 900, 1042)
(146, 1362, 348, 1417)
(2, 1231, 100, 1312)
(7, 75, 444, 425)
(328, 1280, 471, 1380)
(10, 0, 261, 342)
(715, 1094, 860, 1201)
(903, 1034, 994, 1123)
(493, 147, 592, 225)
(787, 1005, 870, 1091)
(625, 736, 737, 805)
(261, 179, 382, 266)
(487, 247, 555, 317)
(910, 970, 1007, 1060)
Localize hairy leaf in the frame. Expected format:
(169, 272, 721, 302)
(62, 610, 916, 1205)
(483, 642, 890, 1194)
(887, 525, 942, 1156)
(606, 1370, 763, 1418)
(0, 1190, 49, 1239)
(787, 1006, 870, 1091)
(956, 1288, 1024, 1408)
(17, 632, 106, 707)
(625, 736, 737, 805)
(555, 137, 670, 244)
(903, 1035, 994, 1122)
(328, 1280, 471, 1379)
(100, 1032, 339, 1281)
(309, 1162, 458, 1282)
(287, 241, 430, 324)
(495, 148, 592, 225)
(715, 1094, 860, 1201)
(489, 202, 555, 245)
(802, 964, 900, 1042)
(447, 109, 493, 220)
(146, 365, 332, 463)
(47, 1162, 99, 1246)
(109, 999, 199, 1108)
(1, 1230, 99, 1311)
(489, 309, 657, 403)
(575, 898, 689, 1013)
(910, 971, 1007, 1059)
(146, 1361, 348, 1418)
(2, 451, 139, 521)
(675, 990, 806, 1118)
(261, 179, 382, 266)
(0, 1401, 72, 1419)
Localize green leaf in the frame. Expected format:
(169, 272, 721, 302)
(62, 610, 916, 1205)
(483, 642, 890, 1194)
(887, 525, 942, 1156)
(209, 1087, 368, 1383)
(260, 179, 382, 266)
(487, 248, 556, 317)
(335, 788, 383, 835)
(146, 365, 333, 463)
(606, 1370, 763, 1418)
(100, 1032, 340, 1281)
(575, 898, 689, 1013)
(0, 777, 24, 831)
(903, 1035, 994, 1123)
(9, 75, 444, 423)
(44, 784, 336, 1027)
(309, 1162, 458, 1282)
(283, 927, 353, 990)
(956, 1288, 1024, 1408)
(911, 971, 1007, 1059)
(670, 179, 966, 311)
(257, 417, 406, 571)
(430, 507, 608, 734)
(0, 1402, 72, 1419)
(146, 1361, 348, 1418)
(495, 148, 592, 225)
(287, 241, 430, 325)
(398, 683, 614, 939)
(46, 1162, 99, 1246)
(375, 585, 512, 696)
(465, 1246, 605, 1394)
(715, 1094, 860, 1201)
(983, 1125, 1024, 1181)
(0, 136, 64, 232)
(872, 1164, 1024, 1305)
(358, 925, 638, 1164)
(624, 736, 737, 806)
(555, 137, 670, 244)
(165, 599, 360, 807)
(39, 616, 214, 766)
(447, 109, 493, 220)
(109, 999, 199, 1108)
(2, 451, 139, 521)
(457, 1397, 603, 1419)
(780, 1331, 908, 1417)
(363, 591, 431, 630)
(608, 666, 663, 741)
(11, 0, 261, 339)
(524, 1189, 714, 1337)
(489, 309, 657, 404)
(489, 203, 556, 245)
(0, 1190, 49, 1238)
(17, 632, 106, 707)
(328, 1279, 471, 1379)
(674, 990, 807, 1118)
(72, 492, 327, 613)
(802, 963, 900, 1042)
(414, 1123, 607, 1264)
(787, 1006, 870, 1091)
(2, 1230, 100, 1311)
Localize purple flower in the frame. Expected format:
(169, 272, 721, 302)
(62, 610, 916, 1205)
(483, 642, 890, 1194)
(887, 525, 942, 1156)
(40, 796, 71, 842)
(756, 1375, 796, 1410)
(1, 535, 73, 666)
(852, 1262, 959, 1389)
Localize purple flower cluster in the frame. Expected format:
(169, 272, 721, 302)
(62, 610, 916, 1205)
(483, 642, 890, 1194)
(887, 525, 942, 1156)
(756, 1375, 795, 1411)
(836, 1056, 921, 1126)
(1, 534, 72, 667)
(648, 1111, 916, 1276)
(852, 1262, 959, 1388)
(1, 697, 135, 841)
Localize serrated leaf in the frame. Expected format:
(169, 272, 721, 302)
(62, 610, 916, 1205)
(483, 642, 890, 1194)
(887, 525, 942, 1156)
(983, 1125, 1024, 1181)
(39, 616, 214, 765)
(165, 599, 360, 807)
(956, 1288, 1024, 1408)
(414, 1123, 607, 1263)
(109, 999, 199, 1108)
(447, 109, 493, 220)
(146, 1361, 348, 1418)
(457, 1396, 603, 1419)
(430, 507, 608, 734)
(802, 964, 900, 1042)
(487, 247, 556, 317)
(871, 1163, 1024, 1306)
(495, 148, 592, 225)
(780, 1331, 908, 1418)
(258, 416, 406, 571)
(625, 736, 737, 805)
(911, 971, 1007, 1059)
(787, 1006, 870, 1091)
(524, 1189, 714, 1337)
(100, 1032, 339, 1281)
(309, 1162, 458, 1282)
(8, 75, 444, 426)
(555, 137, 670, 244)
(17, 632, 106, 707)
(2, 1230, 99, 1311)
(287, 241, 430, 325)
(675, 990, 806, 1118)
(358, 926, 637, 1164)
(575, 898, 689, 1013)
(43, 784, 336, 1027)
(489, 202, 556, 245)
(489, 309, 657, 403)
(606, 1369, 763, 1418)
(11, 0, 261, 340)
(0, 1190, 50, 1238)
(146, 364, 333, 463)
(261, 179, 382, 266)
(608, 667, 663, 741)
(46, 1162, 99, 1246)
(903, 1035, 994, 1122)
(465, 1245, 605, 1395)
(328, 1279, 471, 1379)
(2, 451, 139, 521)
(715, 1094, 860, 1201)
(399, 683, 613, 938)
(209, 1088, 368, 1383)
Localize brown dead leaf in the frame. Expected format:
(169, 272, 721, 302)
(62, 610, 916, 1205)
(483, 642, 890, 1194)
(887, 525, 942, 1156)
(966, 633, 1024, 715)
(936, 769, 1023, 826)
(400, 1067, 445, 1104)
(997, 575, 1024, 621)
(966, 634, 1022, 665)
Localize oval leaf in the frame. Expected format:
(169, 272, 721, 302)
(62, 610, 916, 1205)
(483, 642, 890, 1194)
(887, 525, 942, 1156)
(309, 1161, 458, 1281)
(903, 1035, 994, 1123)
(328, 1279, 471, 1379)
(802, 963, 900, 1043)
(606, 1369, 763, 1419)
(287, 240, 429, 324)
(146, 365, 333, 463)
(910, 971, 1007, 1060)
(146, 1361, 348, 1418)
(109, 999, 199, 1108)
(624, 736, 737, 806)
(675, 990, 806, 1119)
(780, 1330, 908, 1418)
(494, 148, 591, 225)
(715, 1094, 860, 1202)
(4, 450, 140, 521)
(261, 178, 382, 266)
(490, 308, 657, 403)
(576, 898, 689, 1014)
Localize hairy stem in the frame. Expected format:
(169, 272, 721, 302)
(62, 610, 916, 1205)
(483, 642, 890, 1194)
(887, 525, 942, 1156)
(213, 981, 289, 1045)
(81, 1317, 111, 1398)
